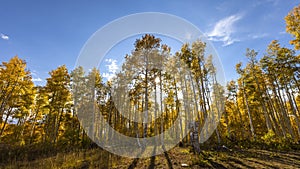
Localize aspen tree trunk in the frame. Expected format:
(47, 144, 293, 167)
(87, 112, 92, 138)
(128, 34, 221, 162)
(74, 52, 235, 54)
(242, 80, 256, 138)
(178, 62, 191, 143)
(154, 82, 158, 142)
(0, 107, 13, 137)
(160, 71, 165, 148)
(214, 76, 222, 144)
(285, 84, 300, 138)
(174, 78, 183, 140)
(144, 51, 149, 141)
(253, 75, 272, 131)
(235, 100, 245, 139)
(276, 80, 295, 138)
(30, 108, 40, 144)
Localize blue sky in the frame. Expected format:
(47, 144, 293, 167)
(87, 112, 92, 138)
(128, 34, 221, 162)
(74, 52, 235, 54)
(0, 0, 299, 85)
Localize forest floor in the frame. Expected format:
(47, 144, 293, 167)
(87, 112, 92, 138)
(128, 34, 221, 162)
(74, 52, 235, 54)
(3, 146, 300, 169)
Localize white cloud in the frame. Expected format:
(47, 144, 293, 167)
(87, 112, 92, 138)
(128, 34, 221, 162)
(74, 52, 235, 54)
(266, 0, 279, 6)
(206, 14, 243, 46)
(103, 59, 119, 81)
(106, 59, 118, 74)
(102, 73, 115, 81)
(253, 0, 279, 7)
(31, 70, 38, 76)
(185, 32, 192, 40)
(279, 31, 286, 35)
(32, 78, 43, 82)
(1, 33, 9, 40)
(249, 33, 269, 39)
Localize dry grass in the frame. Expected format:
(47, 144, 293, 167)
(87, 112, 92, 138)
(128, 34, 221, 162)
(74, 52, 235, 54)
(2, 146, 300, 169)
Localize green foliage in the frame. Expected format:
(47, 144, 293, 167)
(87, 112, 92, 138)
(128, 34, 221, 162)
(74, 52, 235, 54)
(261, 130, 276, 145)
(1, 4, 300, 163)
(258, 130, 295, 150)
(285, 4, 300, 50)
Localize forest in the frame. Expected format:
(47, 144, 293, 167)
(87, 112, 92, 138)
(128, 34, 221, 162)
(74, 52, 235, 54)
(0, 4, 300, 169)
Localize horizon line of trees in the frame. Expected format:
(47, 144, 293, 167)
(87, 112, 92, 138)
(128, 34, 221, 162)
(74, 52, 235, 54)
(0, 5, 299, 151)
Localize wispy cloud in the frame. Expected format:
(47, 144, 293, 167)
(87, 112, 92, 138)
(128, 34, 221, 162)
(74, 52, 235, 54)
(32, 78, 43, 82)
(265, 0, 279, 6)
(31, 70, 38, 76)
(206, 14, 243, 46)
(185, 32, 192, 40)
(1, 33, 9, 40)
(249, 33, 269, 39)
(279, 31, 286, 35)
(102, 59, 119, 81)
(31, 69, 45, 84)
(253, 0, 279, 7)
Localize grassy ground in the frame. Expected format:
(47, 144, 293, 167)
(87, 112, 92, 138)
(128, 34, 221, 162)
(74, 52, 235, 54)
(2, 146, 300, 169)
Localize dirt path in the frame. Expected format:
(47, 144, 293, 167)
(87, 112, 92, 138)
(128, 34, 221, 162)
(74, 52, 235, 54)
(119, 147, 300, 169)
